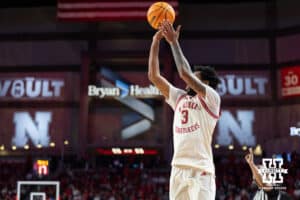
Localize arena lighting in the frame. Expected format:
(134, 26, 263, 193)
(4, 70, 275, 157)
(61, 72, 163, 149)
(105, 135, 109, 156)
(24, 144, 29, 150)
(228, 145, 234, 150)
(50, 142, 55, 147)
(97, 148, 158, 155)
(12, 145, 17, 151)
(0, 145, 5, 151)
(37, 144, 42, 149)
(253, 144, 263, 156)
(214, 144, 220, 149)
(63, 140, 69, 145)
(123, 148, 133, 154)
(242, 145, 248, 151)
(134, 148, 144, 154)
(112, 148, 122, 154)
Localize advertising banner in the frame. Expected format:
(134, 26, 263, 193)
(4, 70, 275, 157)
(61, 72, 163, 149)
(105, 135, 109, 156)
(280, 66, 300, 97)
(175, 70, 272, 100)
(0, 108, 77, 149)
(217, 70, 271, 100)
(0, 72, 80, 102)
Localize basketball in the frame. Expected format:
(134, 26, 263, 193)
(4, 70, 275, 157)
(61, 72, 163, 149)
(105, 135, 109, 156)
(147, 2, 176, 29)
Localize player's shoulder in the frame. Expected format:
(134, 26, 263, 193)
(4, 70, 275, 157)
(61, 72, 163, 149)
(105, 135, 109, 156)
(169, 85, 187, 100)
(165, 85, 187, 110)
(205, 85, 221, 102)
(171, 85, 186, 94)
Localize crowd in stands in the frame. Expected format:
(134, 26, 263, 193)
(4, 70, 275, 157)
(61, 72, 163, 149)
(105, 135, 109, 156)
(0, 151, 300, 200)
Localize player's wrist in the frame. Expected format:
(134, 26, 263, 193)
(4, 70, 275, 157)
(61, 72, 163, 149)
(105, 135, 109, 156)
(152, 37, 161, 43)
(168, 37, 178, 45)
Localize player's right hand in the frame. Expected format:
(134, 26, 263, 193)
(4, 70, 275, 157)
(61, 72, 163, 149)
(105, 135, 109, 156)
(160, 20, 181, 44)
(245, 148, 254, 164)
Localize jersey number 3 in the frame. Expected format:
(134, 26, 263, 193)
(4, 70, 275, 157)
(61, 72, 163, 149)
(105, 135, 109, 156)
(181, 110, 189, 124)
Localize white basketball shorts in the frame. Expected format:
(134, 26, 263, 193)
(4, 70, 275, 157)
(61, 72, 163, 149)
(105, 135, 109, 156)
(169, 166, 216, 200)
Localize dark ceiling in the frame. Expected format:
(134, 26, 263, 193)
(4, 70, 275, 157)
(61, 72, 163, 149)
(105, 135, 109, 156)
(0, 0, 270, 8)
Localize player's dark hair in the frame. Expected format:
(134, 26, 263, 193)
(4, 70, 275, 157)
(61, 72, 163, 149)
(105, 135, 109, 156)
(194, 66, 221, 90)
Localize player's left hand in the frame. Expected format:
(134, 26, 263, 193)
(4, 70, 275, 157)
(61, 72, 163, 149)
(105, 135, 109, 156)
(153, 29, 164, 42)
(160, 20, 181, 44)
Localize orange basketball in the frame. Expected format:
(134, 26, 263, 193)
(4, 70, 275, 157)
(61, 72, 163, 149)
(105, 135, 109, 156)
(147, 2, 176, 29)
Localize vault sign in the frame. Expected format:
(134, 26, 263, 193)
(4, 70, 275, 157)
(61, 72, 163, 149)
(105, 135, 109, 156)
(0, 77, 64, 99)
(214, 70, 271, 99)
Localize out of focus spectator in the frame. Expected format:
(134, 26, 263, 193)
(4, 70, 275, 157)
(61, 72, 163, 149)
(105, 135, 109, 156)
(0, 151, 299, 200)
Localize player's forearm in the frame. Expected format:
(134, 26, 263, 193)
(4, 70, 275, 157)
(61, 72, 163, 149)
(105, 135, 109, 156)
(148, 39, 161, 81)
(148, 39, 170, 99)
(248, 162, 264, 188)
(169, 40, 193, 78)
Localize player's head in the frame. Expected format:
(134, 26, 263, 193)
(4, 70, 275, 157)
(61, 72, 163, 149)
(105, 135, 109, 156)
(186, 66, 221, 95)
(195, 66, 221, 89)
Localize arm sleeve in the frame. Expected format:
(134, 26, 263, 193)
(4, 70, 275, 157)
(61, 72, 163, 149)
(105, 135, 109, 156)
(165, 86, 186, 110)
(202, 85, 221, 117)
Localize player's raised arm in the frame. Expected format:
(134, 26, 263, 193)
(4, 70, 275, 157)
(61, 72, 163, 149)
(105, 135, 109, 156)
(245, 148, 272, 191)
(161, 20, 207, 97)
(148, 29, 173, 99)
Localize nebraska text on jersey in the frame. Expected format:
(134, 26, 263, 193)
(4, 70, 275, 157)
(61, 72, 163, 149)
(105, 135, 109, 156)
(175, 96, 202, 134)
(175, 122, 200, 134)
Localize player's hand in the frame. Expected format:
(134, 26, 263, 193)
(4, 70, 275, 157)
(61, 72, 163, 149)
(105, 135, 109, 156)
(153, 29, 163, 42)
(160, 20, 181, 44)
(245, 148, 254, 164)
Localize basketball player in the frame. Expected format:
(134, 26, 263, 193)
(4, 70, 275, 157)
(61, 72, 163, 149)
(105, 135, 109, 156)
(148, 20, 221, 200)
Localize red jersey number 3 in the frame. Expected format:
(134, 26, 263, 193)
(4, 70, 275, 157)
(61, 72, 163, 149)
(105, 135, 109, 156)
(181, 109, 189, 124)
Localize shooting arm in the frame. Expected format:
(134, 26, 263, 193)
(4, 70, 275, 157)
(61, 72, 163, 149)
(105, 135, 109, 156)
(148, 35, 172, 99)
(169, 40, 207, 97)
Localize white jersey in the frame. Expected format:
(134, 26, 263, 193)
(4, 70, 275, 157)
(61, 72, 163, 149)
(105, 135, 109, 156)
(166, 85, 221, 175)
